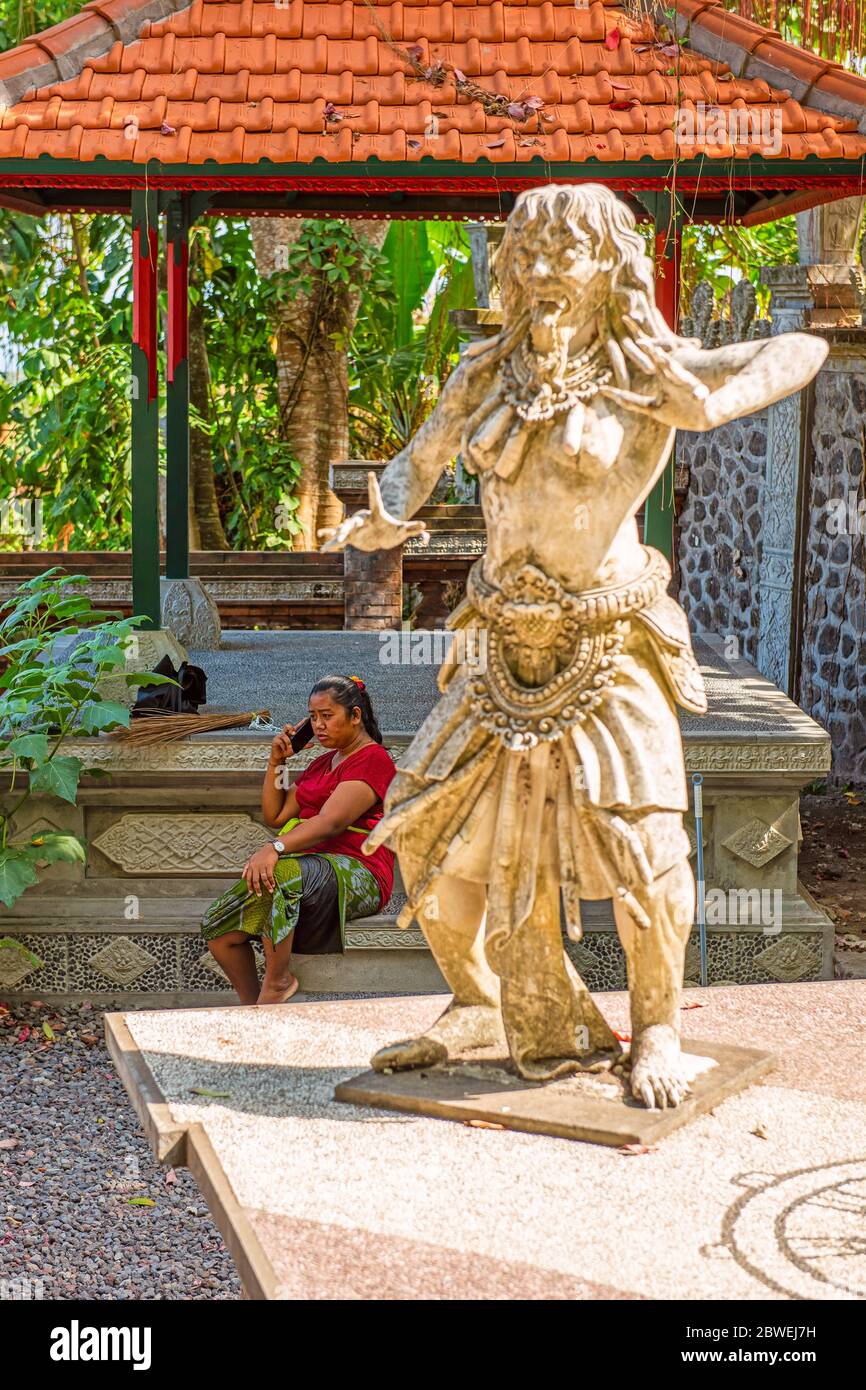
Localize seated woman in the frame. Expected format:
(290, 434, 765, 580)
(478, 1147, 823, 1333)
(201, 674, 396, 1005)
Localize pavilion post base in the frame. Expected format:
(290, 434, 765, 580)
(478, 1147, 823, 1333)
(344, 543, 403, 631)
(160, 576, 221, 650)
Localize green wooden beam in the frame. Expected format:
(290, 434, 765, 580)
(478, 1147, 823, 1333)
(130, 189, 161, 630)
(0, 155, 862, 182)
(642, 195, 684, 563)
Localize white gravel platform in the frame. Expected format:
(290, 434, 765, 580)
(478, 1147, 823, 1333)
(109, 982, 866, 1301)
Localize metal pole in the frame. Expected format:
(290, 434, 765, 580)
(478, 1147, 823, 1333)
(692, 773, 708, 987)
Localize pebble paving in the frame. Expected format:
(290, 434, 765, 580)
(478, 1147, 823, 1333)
(0, 1000, 242, 1301)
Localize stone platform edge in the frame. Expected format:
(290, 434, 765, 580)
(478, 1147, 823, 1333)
(104, 1010, 280, 1301)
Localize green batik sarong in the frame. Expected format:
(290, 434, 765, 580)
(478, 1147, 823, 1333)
(200, 818, 381, 950)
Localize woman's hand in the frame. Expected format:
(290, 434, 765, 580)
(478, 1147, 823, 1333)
(269, 723, 299, 766)
(242, 844, 279, 897)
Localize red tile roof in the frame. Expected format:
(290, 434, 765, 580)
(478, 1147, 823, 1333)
(0, 0, 864, 167)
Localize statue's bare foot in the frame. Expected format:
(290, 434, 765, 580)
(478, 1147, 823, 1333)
(629, 1024, 691, 1110)
(370, 1003, 503, 1073)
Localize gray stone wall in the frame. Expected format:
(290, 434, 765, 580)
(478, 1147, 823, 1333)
(798, 351, 866, 781)
(677, 330, 866, 781)
(677, 411, 768, 665)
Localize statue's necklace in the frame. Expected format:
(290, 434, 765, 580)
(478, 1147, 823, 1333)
(501, 337, 613, 423)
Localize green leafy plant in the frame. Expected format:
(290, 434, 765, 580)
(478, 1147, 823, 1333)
(0, 569, 170, 907)
(348, 222, 472, 458)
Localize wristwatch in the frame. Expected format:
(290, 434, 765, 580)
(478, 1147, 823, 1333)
(271, 839, 286, 854)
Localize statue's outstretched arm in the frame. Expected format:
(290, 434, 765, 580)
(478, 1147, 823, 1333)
(604, 333, 828, 433)
(319, 357, 470, 553)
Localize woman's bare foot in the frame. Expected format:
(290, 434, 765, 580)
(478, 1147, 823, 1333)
(256, 974, 300, 1006)
(371, 1003, 504, 1072)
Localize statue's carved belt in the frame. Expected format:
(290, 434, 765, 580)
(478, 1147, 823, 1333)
(445, 548, 706, 750)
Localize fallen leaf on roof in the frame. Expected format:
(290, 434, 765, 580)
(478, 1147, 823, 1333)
(604, 27, 621, 50)
(485, 136, 507, 147)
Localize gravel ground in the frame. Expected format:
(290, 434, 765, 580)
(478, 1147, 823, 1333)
(0, 1000, 242, 1301)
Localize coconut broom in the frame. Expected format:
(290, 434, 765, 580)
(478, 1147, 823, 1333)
(109, 709, 273, 746)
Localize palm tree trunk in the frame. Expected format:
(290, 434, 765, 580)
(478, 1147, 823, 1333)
(251, 219, 388, 550)
(188, 284, 228, 550)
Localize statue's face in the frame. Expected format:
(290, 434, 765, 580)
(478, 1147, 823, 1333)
(506, 219, 606, 332)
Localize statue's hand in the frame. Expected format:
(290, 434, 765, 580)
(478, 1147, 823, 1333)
(597, 384, 665, 418)
(318, 471, 430, 553)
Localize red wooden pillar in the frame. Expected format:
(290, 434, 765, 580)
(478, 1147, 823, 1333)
(654, 227, 681, 333)
(131, 189, 160, 629)
(166, 193, 190, 581)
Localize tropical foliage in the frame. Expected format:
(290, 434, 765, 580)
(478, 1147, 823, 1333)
(722, 1, 866, 70)
(348, 222, 473, 459)
(0, 0, 864, 549)
(0, 571, 169, 906)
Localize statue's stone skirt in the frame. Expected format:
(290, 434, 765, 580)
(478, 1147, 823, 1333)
(364, 553, 706, 945)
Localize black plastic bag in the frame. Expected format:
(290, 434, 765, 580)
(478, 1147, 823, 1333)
(131, 654, 207, 717)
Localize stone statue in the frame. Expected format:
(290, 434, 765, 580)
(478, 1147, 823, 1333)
(321, 184, 827, 1109)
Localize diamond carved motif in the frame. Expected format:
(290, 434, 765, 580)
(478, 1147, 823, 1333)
(683, 939, 707, 987)
(754, 935, 818, 984)
(198, 951, 229, 982)
(197, 949, 262, 983)
(565, 940, 601, 974)
(88, 937, 157, 986)
(0, 938, 44, 989)
(685, 822, 708, 860)
(722, 817, 792, 868)
(93, 814, 268, 874)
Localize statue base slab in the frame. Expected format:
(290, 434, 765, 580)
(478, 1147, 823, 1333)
(334, 1040, 775, 1148)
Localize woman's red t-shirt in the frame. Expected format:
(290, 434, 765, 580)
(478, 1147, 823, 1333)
(294, 742, 397, 907)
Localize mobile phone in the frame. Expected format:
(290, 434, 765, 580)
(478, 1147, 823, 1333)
(289, 717, 314, 754)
